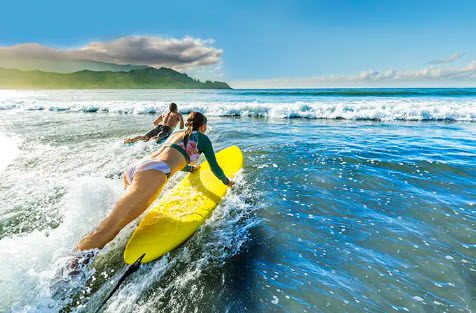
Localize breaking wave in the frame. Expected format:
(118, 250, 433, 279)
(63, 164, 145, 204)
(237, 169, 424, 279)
(1, 99, 475, 121)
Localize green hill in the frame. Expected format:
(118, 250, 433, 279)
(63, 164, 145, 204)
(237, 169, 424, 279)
(0, 67, 231, 89)
(0, 57, 150, 73)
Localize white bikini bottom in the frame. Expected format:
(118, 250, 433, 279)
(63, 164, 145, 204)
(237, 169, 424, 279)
(125, 159, 171, 184)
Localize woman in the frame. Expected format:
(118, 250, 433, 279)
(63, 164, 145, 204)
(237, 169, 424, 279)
(124, 102, 184, 143)
(77, 112, 234, 251)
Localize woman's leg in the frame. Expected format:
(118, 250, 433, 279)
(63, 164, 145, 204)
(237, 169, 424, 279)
(76, 170, 167, 251)
(123, 172, 129, 189)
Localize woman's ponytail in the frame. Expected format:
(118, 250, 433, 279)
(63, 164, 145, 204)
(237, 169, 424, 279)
(183, 119, 194, 148)
(183, 112, 207, 148)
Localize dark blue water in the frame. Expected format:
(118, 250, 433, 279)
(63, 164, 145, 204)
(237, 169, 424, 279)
(233, 88, 476, 97)
(0, 90, 475, 312)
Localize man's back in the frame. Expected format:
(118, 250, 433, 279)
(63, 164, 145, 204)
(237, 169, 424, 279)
(161, 111, 183, 129)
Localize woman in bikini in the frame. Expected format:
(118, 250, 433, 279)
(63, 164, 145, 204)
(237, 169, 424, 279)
(77, 112, 234, 251)
(124, 102, 184, 143)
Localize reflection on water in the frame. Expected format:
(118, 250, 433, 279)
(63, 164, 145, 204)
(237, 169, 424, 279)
(0, 90, 475, 312)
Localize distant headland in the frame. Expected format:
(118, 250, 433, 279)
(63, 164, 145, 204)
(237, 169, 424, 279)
(0, 67, 231, 89)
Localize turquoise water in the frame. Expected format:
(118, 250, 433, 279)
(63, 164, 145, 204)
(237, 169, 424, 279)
(0, 89, 475, 312)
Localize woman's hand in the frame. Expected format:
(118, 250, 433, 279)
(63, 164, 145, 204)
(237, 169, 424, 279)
(227, 180, 235, 187)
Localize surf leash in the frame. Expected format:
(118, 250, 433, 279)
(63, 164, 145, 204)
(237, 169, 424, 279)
(95, 253, 145, 313)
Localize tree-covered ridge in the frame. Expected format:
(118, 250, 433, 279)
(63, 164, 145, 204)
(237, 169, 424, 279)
(0, 67, 231, 89)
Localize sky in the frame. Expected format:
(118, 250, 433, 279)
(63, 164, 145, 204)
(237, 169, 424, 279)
(1, 0, 476, 88)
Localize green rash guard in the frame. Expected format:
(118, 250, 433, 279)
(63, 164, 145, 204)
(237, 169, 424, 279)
(169, 131, 230, 185)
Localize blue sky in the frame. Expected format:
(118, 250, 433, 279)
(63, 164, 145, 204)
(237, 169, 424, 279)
(1, 0, 476, 87)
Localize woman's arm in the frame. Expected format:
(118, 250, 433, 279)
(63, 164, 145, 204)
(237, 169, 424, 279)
(198, 133, 230, 185)
(181, 164, 200, 172)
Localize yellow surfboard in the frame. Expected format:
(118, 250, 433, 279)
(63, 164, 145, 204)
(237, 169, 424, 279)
(123, 145, 244, 264)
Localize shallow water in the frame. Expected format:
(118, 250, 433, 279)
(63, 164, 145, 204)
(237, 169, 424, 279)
(0, 89, 475, 312)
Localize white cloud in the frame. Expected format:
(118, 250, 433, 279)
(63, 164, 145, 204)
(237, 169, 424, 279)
(0, 36, 223, 71)
(187, 61, 225, 81)
(232, 61, 476, 88)
(428, 52, 464, 64)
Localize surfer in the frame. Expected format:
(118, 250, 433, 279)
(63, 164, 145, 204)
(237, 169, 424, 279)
(124, 102, 184, 143)
(77, 112, 234, 251)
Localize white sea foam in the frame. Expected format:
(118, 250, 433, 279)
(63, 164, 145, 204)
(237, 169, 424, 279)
(0, 133, 20, 173)
(0, 160, 255, 312)
(0, 178, 122, 312)
(1, 97, 475, 121)
(83, 173, 258, 313)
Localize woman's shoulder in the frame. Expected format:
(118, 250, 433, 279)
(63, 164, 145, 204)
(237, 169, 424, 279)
(196, 131, 211, 142)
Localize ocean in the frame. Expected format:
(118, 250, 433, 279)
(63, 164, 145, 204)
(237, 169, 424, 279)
(0, 89, 475, 312)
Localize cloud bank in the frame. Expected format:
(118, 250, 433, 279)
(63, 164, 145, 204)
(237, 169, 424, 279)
(232, 61, 476, 88)
(428, 52, 464, 64)
(0, 36, 223, 72)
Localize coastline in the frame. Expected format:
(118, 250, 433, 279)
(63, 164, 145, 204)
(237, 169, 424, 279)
(0, 67, 232, 89)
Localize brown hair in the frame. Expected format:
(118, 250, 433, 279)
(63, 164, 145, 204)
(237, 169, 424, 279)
(183, 111, 207, 148)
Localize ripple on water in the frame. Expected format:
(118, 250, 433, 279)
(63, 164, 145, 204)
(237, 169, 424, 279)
(0, 103, 475, 312)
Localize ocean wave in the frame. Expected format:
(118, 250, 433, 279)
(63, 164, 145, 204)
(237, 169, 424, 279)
(233, 88, 476, 97)
(1, 178, 123, 312)
(0, 133, 20, 174)
(1, 98, 475, 121)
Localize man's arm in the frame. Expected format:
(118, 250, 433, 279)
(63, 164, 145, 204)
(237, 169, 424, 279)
(153, 114, 163, 126)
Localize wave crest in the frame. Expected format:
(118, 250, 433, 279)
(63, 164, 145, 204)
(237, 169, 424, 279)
(0, 90, 475, 121)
